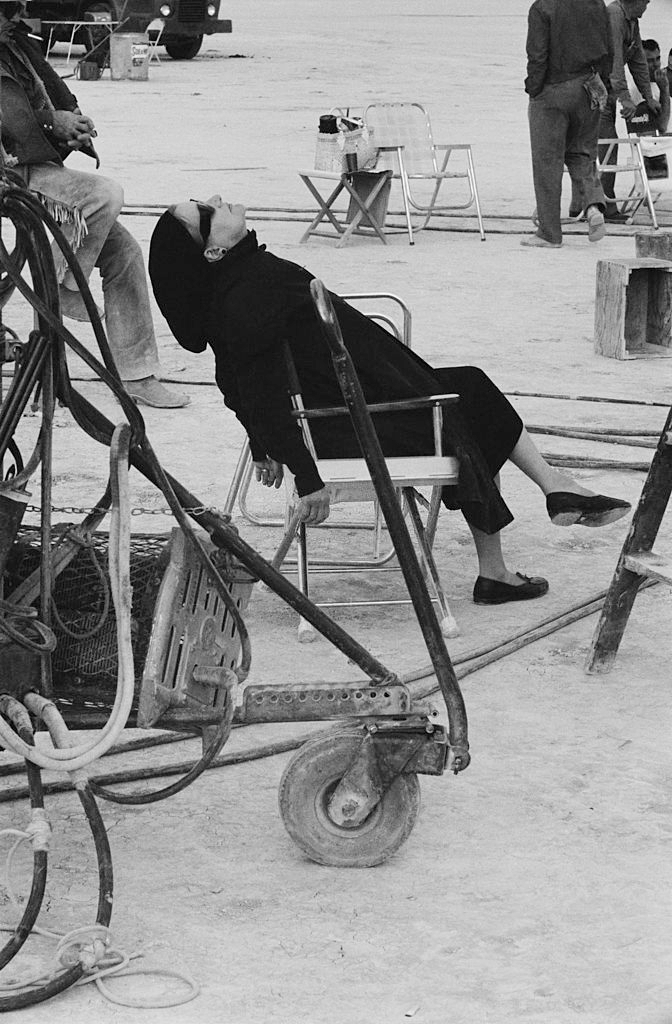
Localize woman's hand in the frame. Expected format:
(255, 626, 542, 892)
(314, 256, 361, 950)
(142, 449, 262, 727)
(254, 458, 284, 488)
(298, 487, 330, 525)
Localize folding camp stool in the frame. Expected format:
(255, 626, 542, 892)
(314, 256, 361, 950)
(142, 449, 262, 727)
(299, 169, 392, 246)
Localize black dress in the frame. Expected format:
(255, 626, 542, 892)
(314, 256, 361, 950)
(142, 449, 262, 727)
(202, 232, 523, 535)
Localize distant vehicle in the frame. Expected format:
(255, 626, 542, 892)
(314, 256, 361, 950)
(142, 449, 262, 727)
(26, 0, 232, 60)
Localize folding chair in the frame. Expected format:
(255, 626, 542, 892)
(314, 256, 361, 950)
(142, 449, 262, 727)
(364, 102, 486, 243)
(270, 281, 461, 643)
(597, 134, 672, 229)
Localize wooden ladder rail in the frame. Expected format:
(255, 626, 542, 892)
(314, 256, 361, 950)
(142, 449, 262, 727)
(585, 404, 672, 673)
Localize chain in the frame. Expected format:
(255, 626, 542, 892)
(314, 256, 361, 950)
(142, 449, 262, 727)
(25, 504, 227, 517)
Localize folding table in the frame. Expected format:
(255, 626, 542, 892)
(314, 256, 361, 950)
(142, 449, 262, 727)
(298, 168, 392, 246)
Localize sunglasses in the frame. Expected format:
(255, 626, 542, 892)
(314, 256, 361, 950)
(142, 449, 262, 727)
(190, 199, 214, 246)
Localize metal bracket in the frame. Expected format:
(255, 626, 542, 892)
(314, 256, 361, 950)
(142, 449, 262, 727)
(240, 680, 412, 724)
(328, 720, 449, 827)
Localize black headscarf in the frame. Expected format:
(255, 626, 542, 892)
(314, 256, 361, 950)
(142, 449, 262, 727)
(149, 211, 211, 353)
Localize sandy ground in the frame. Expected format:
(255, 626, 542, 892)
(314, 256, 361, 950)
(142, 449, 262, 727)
(1, 0, 672, 1021)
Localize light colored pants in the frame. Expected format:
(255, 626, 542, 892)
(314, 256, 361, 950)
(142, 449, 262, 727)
(22, 162, 159, 382)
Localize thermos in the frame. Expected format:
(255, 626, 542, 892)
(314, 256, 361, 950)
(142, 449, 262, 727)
(319, 115, 338, 134)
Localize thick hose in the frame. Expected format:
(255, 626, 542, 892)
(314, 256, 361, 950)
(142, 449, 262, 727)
(0, 704, 48, 972)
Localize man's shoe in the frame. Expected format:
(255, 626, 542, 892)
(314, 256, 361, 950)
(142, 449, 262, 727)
(123, 376, 190, 408)
(59, 286, 104, 322)
(473, 573, 549, 605)
(586, 206, 606, 243)
(604, 211, 630, 224)
(520, 234, 562, 248)
(546, 492, 631, 528)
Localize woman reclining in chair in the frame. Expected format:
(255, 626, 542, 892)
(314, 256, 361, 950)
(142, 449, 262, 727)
(148, 197, 630, 606)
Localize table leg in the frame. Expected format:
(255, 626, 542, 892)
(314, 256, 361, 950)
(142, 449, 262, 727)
(299, 176, 347, 243)
(337, 174, 390, 246)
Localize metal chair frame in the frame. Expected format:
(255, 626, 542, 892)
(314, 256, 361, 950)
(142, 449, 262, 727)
(364, 102, 486, 243)
(596, 134, 670, 229)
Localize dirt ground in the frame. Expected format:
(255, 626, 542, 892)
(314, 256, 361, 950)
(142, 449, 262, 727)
(1, 1, 672, 1021)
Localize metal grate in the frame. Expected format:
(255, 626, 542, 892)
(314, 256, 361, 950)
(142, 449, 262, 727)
(176, 0, 207, 24)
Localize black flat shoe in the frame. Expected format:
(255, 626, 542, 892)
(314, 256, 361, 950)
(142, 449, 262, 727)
(603, 212, 630, 224)
(473, 573, 549, 605)
(546, 492, 632, 528)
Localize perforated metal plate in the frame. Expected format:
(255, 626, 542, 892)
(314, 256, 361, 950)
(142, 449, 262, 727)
(137, 529, 254, 728)
(241, 681, 412, 724)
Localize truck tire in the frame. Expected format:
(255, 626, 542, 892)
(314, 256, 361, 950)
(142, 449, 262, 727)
(164, 36, 202, 60)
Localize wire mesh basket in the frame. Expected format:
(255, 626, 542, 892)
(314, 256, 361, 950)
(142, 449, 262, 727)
(4, 526, 255, 727)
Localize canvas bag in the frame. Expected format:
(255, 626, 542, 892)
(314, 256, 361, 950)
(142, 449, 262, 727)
(314, 116, 377, 173)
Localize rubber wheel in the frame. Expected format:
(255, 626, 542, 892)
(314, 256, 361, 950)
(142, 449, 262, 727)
(165, 36, 202, 60)
(278, 728, 421, 867)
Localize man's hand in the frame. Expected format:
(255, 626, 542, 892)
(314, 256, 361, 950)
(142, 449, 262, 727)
(647, 95, 662, 116)
(50, 110, 97, 150)
(619, 96, 638, 121)
(654, 69, 670, 95)
(254, 458, 283, 488)
(298, 487, 330, 525)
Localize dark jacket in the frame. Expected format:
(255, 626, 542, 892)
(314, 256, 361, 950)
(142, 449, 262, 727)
(200, 231, 513, 534)
(0, 20, 80, 165)
(525, 0, 612, 97)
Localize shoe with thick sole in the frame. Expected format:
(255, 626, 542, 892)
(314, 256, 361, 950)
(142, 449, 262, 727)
(546, 492, 631, 528)
(520, 234, 562, 248)
(59, 286, 104, 322)
(604, 211, 630, 224)
(473, 573, 549, 605)
(124, 376, 190, 408)
(586, 207, 606, 243)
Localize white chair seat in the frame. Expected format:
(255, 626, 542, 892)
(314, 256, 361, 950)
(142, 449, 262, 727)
(316, 455, 459, 497)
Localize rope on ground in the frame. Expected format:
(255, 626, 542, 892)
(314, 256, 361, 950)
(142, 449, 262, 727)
(0, 835, 199, 1008)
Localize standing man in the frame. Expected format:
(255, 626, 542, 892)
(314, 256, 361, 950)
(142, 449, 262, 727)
(0, 0, 188, 408)
(523, 0, 611, 249)
(599, 0, 660, 221)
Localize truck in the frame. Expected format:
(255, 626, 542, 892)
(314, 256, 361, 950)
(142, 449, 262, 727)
(26, 0, 232, 61)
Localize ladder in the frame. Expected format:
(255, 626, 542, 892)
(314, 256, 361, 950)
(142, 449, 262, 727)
(585, 403, 672, 673)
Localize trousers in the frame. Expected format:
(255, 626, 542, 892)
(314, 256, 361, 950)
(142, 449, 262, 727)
(528, 77, 605, 243)
(597, 94, 619, 209)
(21, 162, 160, 382)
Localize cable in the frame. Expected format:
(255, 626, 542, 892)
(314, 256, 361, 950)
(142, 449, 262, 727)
(88, 697, 234, 804)
(0, 701, 48, 971)
(0, 425, 136, 770)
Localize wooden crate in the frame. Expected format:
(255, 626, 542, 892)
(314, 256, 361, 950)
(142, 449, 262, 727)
(594, 257, 672, 359)
(635, 231, 672, 261)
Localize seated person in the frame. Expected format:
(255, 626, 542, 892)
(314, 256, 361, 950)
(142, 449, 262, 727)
(148, 197, 631, 606)
(0, 1, 187, 408)
(625, 38, 671, 178)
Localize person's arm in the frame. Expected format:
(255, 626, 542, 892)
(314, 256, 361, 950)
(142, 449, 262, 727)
(216, 276, 325, 497)
(607, 5, 641, 118)
(0, 74, 62, 164)
(628, 22, 656, 107)
(653, 69, 670, 133)
(524, 3, 549, 98)
(239, 341, 325, 497)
